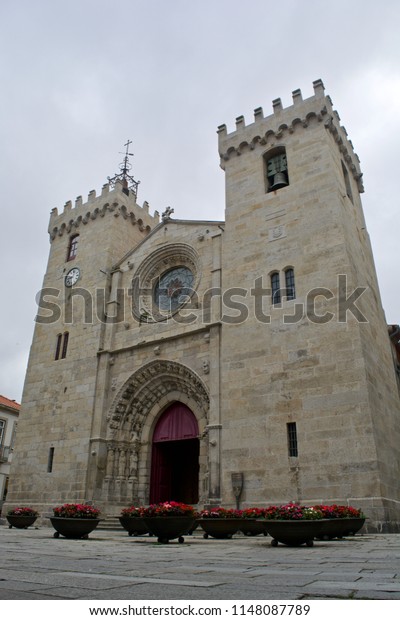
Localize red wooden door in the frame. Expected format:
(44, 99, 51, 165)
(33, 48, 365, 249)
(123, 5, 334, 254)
(150, 403, 199, 504)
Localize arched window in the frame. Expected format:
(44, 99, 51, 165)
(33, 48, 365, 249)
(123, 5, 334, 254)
(271, 272, 281, 305)
(67, 235, 79, 261)
(285, 268, 296, 300)
(265, 147, 289, 192)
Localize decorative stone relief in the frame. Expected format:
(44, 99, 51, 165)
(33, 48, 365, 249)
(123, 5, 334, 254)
(130, 243, 201, 323)
(103, 360, 210, 502)
(269, 225, 286, 242)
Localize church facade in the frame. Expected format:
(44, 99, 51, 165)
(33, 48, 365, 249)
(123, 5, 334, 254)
(7, 80, 400, 531)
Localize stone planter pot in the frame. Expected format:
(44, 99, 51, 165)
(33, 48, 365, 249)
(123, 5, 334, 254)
(240, 519, 269, 536)
(119, 517, 150, 537)
(6, 515, 38, 529)
(50, 517, 101, 539)
(198, 518, 248, 539)
(317, 517, 366, 540)
(142, 516, 196, 544)
(263, 519, 326, 547)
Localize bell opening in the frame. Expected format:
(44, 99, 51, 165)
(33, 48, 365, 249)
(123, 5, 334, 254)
(269, 172, 289, 191)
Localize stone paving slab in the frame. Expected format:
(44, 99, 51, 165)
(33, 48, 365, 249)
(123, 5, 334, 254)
(0, 526, 399, 600)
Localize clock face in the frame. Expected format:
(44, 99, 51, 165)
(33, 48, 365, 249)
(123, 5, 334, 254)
(154, 266, 194, 312)
(65, 267, 80, 287)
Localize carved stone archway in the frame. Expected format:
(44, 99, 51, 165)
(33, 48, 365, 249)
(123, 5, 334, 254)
(102, 360, 209, 505)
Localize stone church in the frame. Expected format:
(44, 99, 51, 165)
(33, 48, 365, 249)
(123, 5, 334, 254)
(7, 80, 400, 531)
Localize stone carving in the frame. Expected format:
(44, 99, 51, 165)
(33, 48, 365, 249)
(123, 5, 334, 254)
(272, 225, 283, 238)
(130, 243, 201, 323)
(129, 445, 139, 478)
(202, 360, 210, 375)
(105, 447, 115, 478)
(103, 360, 209, 503)
(269, 225, 286, 242)
(162, 206, 174, 220)
(118, 449, 127, 477)
(109, 360, 209, 438)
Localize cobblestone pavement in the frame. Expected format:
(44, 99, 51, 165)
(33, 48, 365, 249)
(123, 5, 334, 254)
(0, 524, 399, 600)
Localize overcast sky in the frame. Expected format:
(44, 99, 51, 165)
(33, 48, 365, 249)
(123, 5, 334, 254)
(1, 0, 400, 402)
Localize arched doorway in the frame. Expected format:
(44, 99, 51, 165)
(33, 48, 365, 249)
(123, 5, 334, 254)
(150, 402, 199, 504)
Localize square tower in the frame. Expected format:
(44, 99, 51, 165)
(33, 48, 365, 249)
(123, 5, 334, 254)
(6, 179, 158, 510)
(218, 80, 400, 530)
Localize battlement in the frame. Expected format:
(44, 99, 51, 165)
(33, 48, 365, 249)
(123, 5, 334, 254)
(48, 179, 160, 241)
(218, 79, 363, 192)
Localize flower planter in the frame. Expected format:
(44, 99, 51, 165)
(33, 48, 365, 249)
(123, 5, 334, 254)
(198, 518, 247, 539)
(119, 516, 150, 537)
(240, 519, 268, 537)
(263, 519, 326, 547)
(142, 516, 196, 544)
(317, 517, 366, 540)
(6, 515, 38, 529)
(50, 517, 101, 539)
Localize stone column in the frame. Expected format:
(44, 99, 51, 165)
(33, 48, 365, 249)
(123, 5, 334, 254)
(206, 232, 223, 503)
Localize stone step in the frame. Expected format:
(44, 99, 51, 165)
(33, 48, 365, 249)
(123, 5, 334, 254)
(97, 517, 122, 531)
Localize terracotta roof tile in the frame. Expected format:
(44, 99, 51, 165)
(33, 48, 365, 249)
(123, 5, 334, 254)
(0, 395, 21, 411)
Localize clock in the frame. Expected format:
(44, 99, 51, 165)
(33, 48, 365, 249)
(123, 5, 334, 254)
(154, 266, 194, 312)
(65, 267, 81, 287)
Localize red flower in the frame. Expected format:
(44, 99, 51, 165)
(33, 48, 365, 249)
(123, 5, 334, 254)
(53, 503, 100, 518)
(8, 506, 38, 517)
(141, 501, 195, 517)
(312, 504, 364, 519)
(199, 507, 243, 519)
(263, 503, 323, 520)
(121, 505, 145, 518)
(242, 507, 267, 519)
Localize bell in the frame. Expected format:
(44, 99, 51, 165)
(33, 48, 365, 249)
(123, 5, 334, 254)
(269, 172, 288, 190)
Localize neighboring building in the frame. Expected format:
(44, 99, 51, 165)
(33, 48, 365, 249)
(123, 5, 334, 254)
(5, 80, 400, 531)
(0, 395, 20, 514)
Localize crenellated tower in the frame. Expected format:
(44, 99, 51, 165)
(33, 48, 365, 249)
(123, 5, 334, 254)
(7, 160, 160, 510)
(218, 80, 400, 530)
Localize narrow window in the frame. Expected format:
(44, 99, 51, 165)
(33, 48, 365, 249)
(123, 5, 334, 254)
(341, 161, 353, 203)
(61, 332, 69, 359)
(285, 268, 296, 300)
(265, 148, 289, 192)
(67, 235, 79, 261)
(271, 272, 281, 305)
(287, 422, 298, 457)
(55, 333, 62, 360)
(47, 447, 55, 472)
(0, 419, 5, 446)
(55, 332, 69, 361)
(0, 420, 7, 463)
